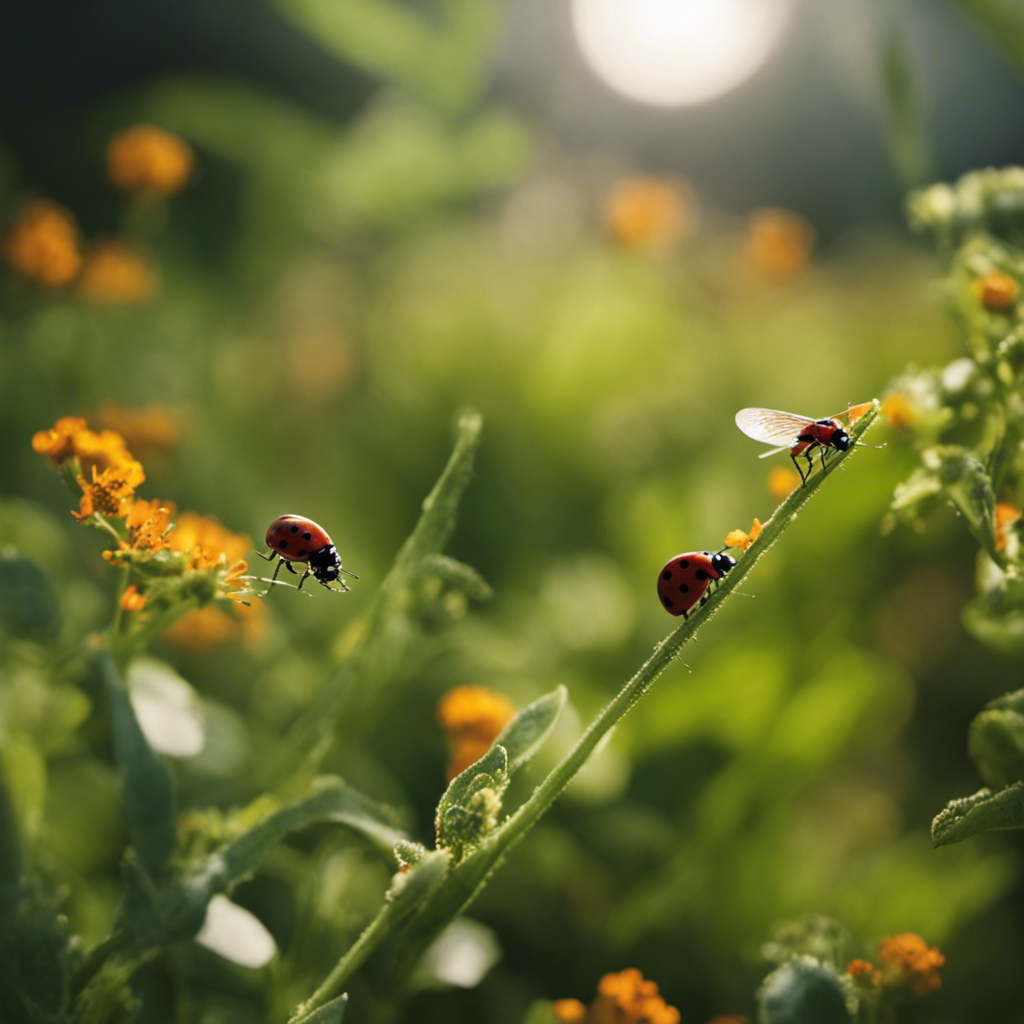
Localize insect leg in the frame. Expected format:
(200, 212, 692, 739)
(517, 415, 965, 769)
(295, 566, 312, 590)
(255, 549, 277, 561)
(791, 451, 809, 486)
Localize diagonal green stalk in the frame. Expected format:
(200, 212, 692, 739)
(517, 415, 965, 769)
(302, 403, 883, 1003)
(495, 401, 881, 847)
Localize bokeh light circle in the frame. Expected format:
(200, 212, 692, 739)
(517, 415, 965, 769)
(571, 0, 796, 107)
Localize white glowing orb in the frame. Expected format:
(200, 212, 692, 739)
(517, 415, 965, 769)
(571, 0, 795, 107)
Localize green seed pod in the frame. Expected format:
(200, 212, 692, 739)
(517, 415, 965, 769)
(758, 957, 855, 1024)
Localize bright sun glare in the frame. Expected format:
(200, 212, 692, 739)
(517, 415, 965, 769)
(571, 0, 796, 107)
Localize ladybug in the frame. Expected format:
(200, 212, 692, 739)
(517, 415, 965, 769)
(259, 514, 358, 592)
(657, 550, 736, 618)
(735, 407, 854, 485)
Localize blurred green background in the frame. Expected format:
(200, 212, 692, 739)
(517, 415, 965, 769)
(3, 1, 1024, 1021)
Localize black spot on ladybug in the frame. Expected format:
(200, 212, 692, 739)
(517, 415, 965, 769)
(290, 524, 300, 533)
(297, 549, 308, 557)
(679, 583, 689, 593)
(695, 570, 709, 580)
(662, 570, 672, 580)
(303, 531, 312, 540)
(677, 559, 689, 568)
(662, 596, 673, 608)
(278, 539, 289, 549)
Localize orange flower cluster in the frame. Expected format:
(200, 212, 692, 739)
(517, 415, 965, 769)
(603, 177, 693, 249)
(974, 269, 1019, 311)
(107, 124, 194, 196)
(3, 200, 82, 287)
(554, 969, 681, 1024)
(162, 601, 266, 650)
(77, 241, 156, 303)
(34, 415, 253, 614)
(437, 685, 516, 781)
(742, 208, 815, 281)
(845, 933, 944, 1000)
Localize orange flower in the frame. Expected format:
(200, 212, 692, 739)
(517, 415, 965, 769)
(3, 199, 82, 286)
(594, 968, 680, 1024)
(119, 584, 147, 612)
(725, 517, 761, 552)
(437, 686, 516, 782)
(706, 1017, 750, 1024)
(97, 403, 182, 457)
(107, 125, 193, 196)
(881, 393, 918, 429)
(32, 417, 89, 465)
(124, 497, 176, 551)
(33, 416, 135, 476)
(995, 502, 1020, 553)
(553, 999, 588, 1023)
(74, 460, 146, 520)
(846, 959, 881, 987)
(877, 933, 944, 997)
(742, 208, 815, 280)
(974, 270, 1018, 311)
(603, 177, 693, 249)
(77, 241, 156, 303)
(768, 467, 801, 503)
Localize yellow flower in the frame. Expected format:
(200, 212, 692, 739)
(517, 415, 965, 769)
(74, 460, 146, 520)
(725, 517, 761, 552)
(973, 270, 1018, 311)
(877, 933, 944, 997)
(119, 585, 147, 612)
(106, 125, 193, 196)
(437, 686, 516, 782)
(77, 241, 157, 304)
(97, 403, 182, 458)
(3, 199, 82, 287)
(742, 208, 815, 281)
(603, 177, 694, 249)
(995, 502, 1020, 553)
(768, 467, 801, 503)
(881, 393, 918, 429)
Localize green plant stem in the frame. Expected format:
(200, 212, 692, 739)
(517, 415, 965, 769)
(500, 403, 881, 845)
(349, 403, 884, 995)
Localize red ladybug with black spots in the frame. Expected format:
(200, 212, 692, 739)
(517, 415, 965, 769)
(259, 514, 358, 592)
(657, 549, 735, 618)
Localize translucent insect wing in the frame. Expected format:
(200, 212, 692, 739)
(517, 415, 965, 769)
(734, 408, 814, 446)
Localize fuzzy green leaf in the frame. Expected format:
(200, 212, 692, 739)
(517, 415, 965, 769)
(932, 781, 1024, 846)
(292, 993, 348, 1024)
(102, 652, 178, 877)
(435, 744, 507, 848)
(493, 685, 567, 773)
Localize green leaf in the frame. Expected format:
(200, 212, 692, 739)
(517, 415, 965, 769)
(293, 993, 348, 1024)
(0, 550, 61, 641)
(932, 781, 1024, 846)
(969, 700, 1024, 788)
(949, 0, 1024, 78)
(435, 744, 508, 850)
(880, 22, 933, 189)
(493, 685, 567, 773)
(102, 652, 178, 877)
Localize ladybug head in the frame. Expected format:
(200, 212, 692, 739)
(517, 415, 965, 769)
(710, 551, 737, 576)
(831, 428, 851, 451)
